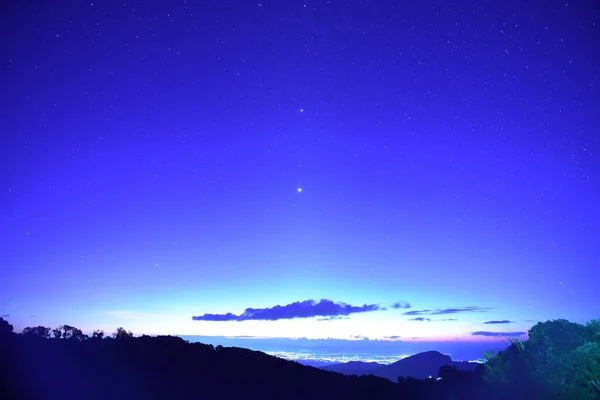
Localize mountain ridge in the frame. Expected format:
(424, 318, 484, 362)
(322, 350, 479, 381)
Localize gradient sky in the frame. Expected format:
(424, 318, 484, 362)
(1, 0, 599, 352)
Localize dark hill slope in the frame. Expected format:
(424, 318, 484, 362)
(0, 335, 528, 400)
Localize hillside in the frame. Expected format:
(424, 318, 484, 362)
(4, 317, 595, 399)
(0, 329, 521, 400)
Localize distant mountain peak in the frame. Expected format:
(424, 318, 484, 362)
(321, 351, 477, 381)
(346, 361, 381, 365)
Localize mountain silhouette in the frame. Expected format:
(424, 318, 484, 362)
(322, 351, 479, 381)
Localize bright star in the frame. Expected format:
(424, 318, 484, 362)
(297, 188, 302, 192)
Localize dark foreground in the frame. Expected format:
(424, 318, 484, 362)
(0, 333, 541, 400)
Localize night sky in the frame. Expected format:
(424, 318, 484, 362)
(1, 1, 599, 351)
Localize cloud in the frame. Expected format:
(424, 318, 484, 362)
(484, 320, 514, 324)
(390, 301, 411, 309)
(316, 316, 349, 321)
(431, 306, 492, 315)
(403, 309, 431, 316)
(440, 318, 458, 321)
(403, 306, 492, 316)
(192, 299, 383, 322)
(471, 331, 526, 337)
(408, 317, 431, 322)
(0, 314, 9, 318)
(192, 313, 240, 322)
(384, 335, 401, 339)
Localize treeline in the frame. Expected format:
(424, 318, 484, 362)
(481, 318, 600, 399)
(0, 317, 598, 399)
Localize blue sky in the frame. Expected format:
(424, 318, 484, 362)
(1, 0, 598, 357)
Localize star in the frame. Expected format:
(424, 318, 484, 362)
(297, 188, 302, 192)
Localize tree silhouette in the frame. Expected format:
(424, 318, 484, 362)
(91, 329, 105, 340)
(113, 326, 133, 340)
(53, 325, 87, 340)
(0, 317, 13, 337)
(52, 327, 62, 339)
(55, 325, 86, 341)
(21, 326, 51, 339)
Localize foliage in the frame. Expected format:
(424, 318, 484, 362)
(527, 318, 593, 357)
(21, 326, 51, 339)
(51, 327, 62, 339)
(556, 341, 600, 399)
(91, 329, 105, 340)
(113, 326, 134, 339)
(508, 338, 525, 352)
(587, 319, 600, 342)
(52, 325, 87, 341)
(0, 317, 13, 337)
(481, 347, 527, 386)
(482, 318, 600, 398)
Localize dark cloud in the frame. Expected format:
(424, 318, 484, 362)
(192, 299, 383, 322)
(0, 314, 9, 318)
(408, 317, 431, 322)
(403, 309, 431, 316)
(192, 312, 239, 322)
(390, 301, 411, 309)
(471, 331, 526, 337)
(484, 320, 514, 324)
(316, 316, 349, 322)
(431, 306, 492, 315)
(403, 306, 492, 316)
(384, 335, 401, 339)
